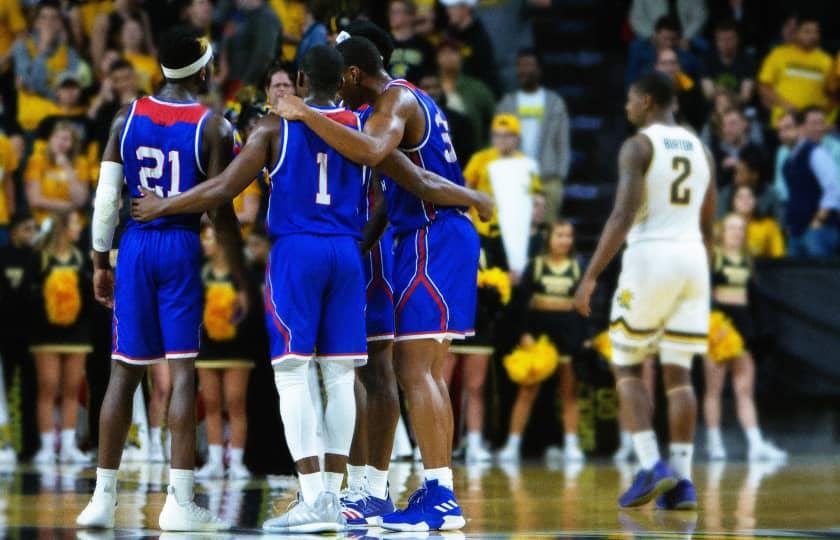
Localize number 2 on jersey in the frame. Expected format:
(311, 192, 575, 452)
(670, 156, 691, 205)
(136, 146, 181, 197)
(316, 152, 331, 205)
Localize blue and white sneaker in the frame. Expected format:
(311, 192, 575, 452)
(618, 460, 678, 508)
(341, 485, 396, 526)
(380, 479, 465, 532)
(655, 478, 698, 510)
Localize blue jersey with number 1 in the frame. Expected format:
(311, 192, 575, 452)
(121, 96, 211, 231)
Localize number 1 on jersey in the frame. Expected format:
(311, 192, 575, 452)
(316, 152, 331, 205)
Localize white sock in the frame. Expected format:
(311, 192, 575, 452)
(707, 427, 723, 448)
(565, 433, 580, 450)
(632, 431, 660, 469)
(40, 431, 55, 452)
(425, 467, 453, 490)
(745, 427, 763, 449)
(150, 427, 162, 447)
(207, 444, 224, 465)
(324, 471, 343, 495)
(619, 431, 632, 448)
(169, 468, 194, 504)
(505, 434, 522, 450)
(346, 464, 365, 491)
(298, 471, 323, 505)
(60, 429, 75, 450)
(467, 432, 482, 449)
(94, 467, 118, 497)
(229, 447, 244, 466)
(669, 443, 694, 480)
(365, 465, 389, 499)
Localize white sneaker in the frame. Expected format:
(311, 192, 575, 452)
(564, 445, 585, 463)
(195, 460, 225, 480)
(228, 462, 251, 480)
(465, 444, 492, 463)
(262, 492, 344, 533)
(149, 442, 166, 463)
(0, 447, 16, 463)
(612, 443, 634, 463)
(158, 486, 231, 531)
(748, 440, 787, 462)
(32, 446, 56, 464)
(60, 445, 92, 464)
(544, 445, 563, 461)
(76, 491, 117, 528)
(496, 444, 520, 462)
(707, 442, 727, 461)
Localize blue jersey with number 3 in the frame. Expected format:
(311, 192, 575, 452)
(121, 96, 212, 231)
(379, 80, 466, 235)
(266, 106, 367, 240)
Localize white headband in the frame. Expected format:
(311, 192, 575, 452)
(160, 45, 213, 79)
(336, 31, 351, 44)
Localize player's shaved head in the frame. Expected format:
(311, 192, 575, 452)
(632, 71, 675, 108)
(336, 36, 384, 76)
(301, 45, 344, 96)
(343, 20, 394, 66)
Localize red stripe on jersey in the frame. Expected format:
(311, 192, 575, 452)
(133, 97, 207, 126)
(324, 110, 359, 128)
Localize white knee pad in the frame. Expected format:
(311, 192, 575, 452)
(660, 348, 695, 369)
(319, 362, 356, 456)
(274, 363, 323, 462)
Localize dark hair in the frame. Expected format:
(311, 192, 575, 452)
(795, 105, 825, 125)
(109, 58, 135, 74)
(9, 211, 34, 230)
(714, 18, 738, 34)
(301, 45, 344, 95)
(737, 145, 764, 174)
(158, 25, 207, 79)
(632, 71, 675, 108)
(336, 36, 384, 76)
(654, 15, 681, 35)
(545, 219, 576, 257)
(796, 15, 820, 28)
(237, 104, 266, 132)
(35, 0, 61, 17)
(344, 19, 394, 66)
(262, 61, 294, 90)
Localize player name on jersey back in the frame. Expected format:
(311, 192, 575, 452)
(627, 123, 711, 245)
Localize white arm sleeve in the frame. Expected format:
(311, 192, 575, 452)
(91, 161, 124, 253)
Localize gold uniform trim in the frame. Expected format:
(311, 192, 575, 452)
(195, 359, 255, 369)
(662, 330, 708, 344)
(449, 345, 494, 355)
(30, 344, 92, 354)
(609, 317, 659, 338)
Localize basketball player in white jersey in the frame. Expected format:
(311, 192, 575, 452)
(575, 72, 716, 510)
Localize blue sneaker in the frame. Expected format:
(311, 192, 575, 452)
(655, 478, 698, 510)
(380, 479, 465, 532)
(341, 485, 396, 526)
(618, 460, 678, 508)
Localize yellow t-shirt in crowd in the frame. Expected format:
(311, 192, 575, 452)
(463, 147, 541, 236)
(0, 135, 20, 225)
(758, 43, 834, 126)
(233, 178, 261, 215)
(125, 51, 163, 94)
(269, 0, 305, 61)
(0, 0, 25, 63)
(747, 218, 785, 258)
(78, 0, 113, 40)
(25, 153, 91, 223)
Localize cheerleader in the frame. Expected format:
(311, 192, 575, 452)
(705, 213, 786, 462)
(29, 211, 91, 463)
(498, 221, 585, 462)
(195, 225, 252, 480)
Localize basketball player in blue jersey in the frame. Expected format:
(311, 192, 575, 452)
(274, 36, 479, 531)
(77, 27, 245, 531)
(131, 45, 491, 533)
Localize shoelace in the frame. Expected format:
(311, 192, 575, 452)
(183, 501, 221, 523)
(403, 486, 428, 512)
(341, 487, 370, 505)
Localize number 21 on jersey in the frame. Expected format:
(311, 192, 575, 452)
(136, 145, 181, 197)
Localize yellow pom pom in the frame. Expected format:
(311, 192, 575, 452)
(591, 331, 612, 361)
(477, 267, 511, 305)
(502, 335, 560, 385)
(204, 283, 238, 341)
(44, 267, 81, 326)
(708, 310, 744, 363)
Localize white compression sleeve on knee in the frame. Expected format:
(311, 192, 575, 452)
(91, 161, 124, 253)
(274, 363, 324, 462)
(320, 362, 356, 456)
(660, 348, 695, 369)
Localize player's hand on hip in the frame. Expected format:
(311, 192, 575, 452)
(574, 277, 596, 317)
(273, 95, 309, 121)
(131, 187, 165, 221)
(475, 192, 495, 222)
(93, 268, 115, 309)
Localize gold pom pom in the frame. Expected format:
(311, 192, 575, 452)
(43, 267, 81, 326)
(503, 335, 560, 385)
(708, 310, 744, 363)
(591, 331, 612, 361)
(204, 282, 238, 341)
(477, 267, 511, 305)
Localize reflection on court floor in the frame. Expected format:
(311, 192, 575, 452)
(1, 457, 838, 538)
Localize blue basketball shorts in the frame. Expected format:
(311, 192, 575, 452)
(364, 227, 395, 342)
(112, 227, 203, 364)
(264, 234, 367, 369)
(392, 213, 479, 342)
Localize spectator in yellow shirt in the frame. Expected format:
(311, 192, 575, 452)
(731, 185, 785, 258)
(758, 17, 835, 127)
(25, 122, 91, 224)
(0, 133, 21, 245)
(120, 16, 161, 94)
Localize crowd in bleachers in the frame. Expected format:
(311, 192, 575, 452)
(0, 0, 838, 469)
